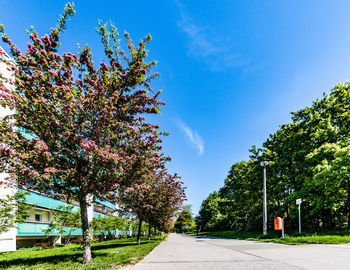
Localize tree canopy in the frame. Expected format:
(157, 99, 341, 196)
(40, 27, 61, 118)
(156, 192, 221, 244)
(0, 2, 185, 263)
(198, 82, 350, 232)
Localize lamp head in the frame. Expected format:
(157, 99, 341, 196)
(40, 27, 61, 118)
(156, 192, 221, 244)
(260, 160, 269, 167)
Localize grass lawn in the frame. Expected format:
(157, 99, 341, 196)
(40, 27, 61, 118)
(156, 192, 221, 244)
(0, 236, 165, 270)
(202, 231, 350, 245)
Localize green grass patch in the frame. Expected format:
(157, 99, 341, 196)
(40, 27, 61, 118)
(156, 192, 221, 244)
(0, 236, 165, 270)
(202, 230, 350, 245)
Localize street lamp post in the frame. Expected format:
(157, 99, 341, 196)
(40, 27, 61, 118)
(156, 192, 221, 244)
(260, 161, 269, 235)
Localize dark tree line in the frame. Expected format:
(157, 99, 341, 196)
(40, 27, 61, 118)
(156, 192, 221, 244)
(198, 83, 350, 232)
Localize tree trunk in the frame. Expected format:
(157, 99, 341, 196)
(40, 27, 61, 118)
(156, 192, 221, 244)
(137, 218, 142, 245)
(79, 196, 92, 264)
(148, 223, 151, 240)
(65, 229, 72, 245)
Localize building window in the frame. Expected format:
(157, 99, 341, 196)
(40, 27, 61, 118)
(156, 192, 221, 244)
(35, 213, 42, 221)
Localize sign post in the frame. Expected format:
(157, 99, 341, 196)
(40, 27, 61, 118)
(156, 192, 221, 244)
(296, 198, 302, 234)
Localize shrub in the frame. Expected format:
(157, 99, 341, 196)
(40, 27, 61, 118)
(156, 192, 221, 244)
(33, 242, 53, 249)
(18, 247, 32, 250)
(70, 239, 83, 244)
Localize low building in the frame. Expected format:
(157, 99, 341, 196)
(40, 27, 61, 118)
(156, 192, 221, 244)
(15, 188, 118, 249)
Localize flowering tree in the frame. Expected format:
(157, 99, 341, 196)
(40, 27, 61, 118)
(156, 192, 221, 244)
(118, 148, 166, 244)
(0, 3, 164, 264)
(146, 173, 186, 234)
(120, 165, 186, 244)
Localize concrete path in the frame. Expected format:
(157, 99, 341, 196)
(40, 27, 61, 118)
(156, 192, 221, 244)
(130, 233, 350, 270)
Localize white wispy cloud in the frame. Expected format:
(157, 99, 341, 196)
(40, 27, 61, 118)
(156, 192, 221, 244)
(175, 0, 249, 71)
(177, 119, 204, 155)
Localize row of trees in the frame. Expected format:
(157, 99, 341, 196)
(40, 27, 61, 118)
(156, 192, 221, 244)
(0, 2, 185, 264)
(198, 82, 350, 233)
(45, 206, 157, 245)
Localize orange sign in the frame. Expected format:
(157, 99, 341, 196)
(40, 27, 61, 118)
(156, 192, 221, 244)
(274, 217, 283, 230)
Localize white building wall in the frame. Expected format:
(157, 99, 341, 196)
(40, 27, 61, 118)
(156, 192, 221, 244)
(0, 46, 17, 251)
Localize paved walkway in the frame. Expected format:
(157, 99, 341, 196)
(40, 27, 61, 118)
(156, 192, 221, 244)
(130, 233, 350, 269)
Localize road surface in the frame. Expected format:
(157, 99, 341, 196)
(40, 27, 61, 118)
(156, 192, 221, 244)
(130, 233, 350, 269)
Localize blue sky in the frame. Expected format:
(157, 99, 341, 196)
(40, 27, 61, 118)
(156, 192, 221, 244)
(2, 0, 350, 214)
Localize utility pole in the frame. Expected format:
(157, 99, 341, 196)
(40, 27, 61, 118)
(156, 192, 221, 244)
(260, 161, 269, 235)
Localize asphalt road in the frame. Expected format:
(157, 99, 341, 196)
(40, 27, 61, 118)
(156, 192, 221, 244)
(129, 233, 350, 270)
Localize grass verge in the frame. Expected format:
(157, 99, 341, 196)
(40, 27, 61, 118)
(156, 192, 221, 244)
(201, 231, 350, 245)
(0, 236, 165, 270)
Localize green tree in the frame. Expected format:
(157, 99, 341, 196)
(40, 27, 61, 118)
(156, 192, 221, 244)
(219, 159, 263, 231)
(198, 82, 350, 232)
(306, 138, 350, 228)
(91, 215, 125, 240)
(174, 210, 194, 233)
(198, 192, 227, 231)
(0, 190, 30, 233)
(182, 204, 193, 214)
(43, 204, 80, 245)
